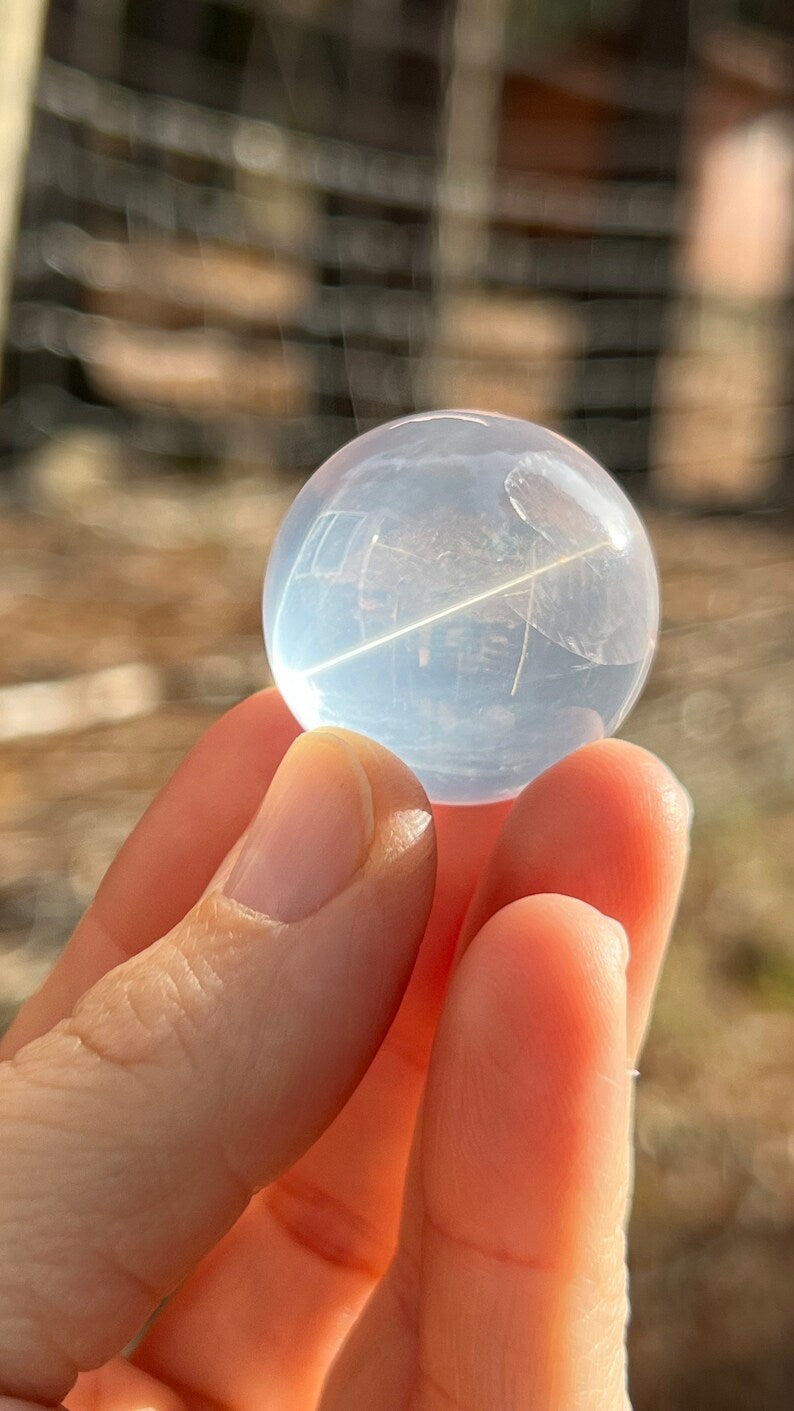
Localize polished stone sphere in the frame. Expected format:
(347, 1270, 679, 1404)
(264, 411, 659, 804)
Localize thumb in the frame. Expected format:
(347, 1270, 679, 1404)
(0, 729, 435, 1407)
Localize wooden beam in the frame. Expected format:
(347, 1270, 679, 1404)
(0, 0, 49, 371)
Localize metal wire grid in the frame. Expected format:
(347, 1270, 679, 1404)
(2, 0, 791, 482)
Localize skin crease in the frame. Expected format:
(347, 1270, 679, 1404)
(0, 690, 690, 1411)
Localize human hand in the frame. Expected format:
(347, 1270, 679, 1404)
(0, 689, 690, 1410)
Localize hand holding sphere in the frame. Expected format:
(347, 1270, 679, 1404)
(0, 415, 687, 1411)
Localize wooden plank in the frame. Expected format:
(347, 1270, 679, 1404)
(0, 0, 49, 370)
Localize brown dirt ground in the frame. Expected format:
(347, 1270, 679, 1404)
(2, 443, 794, 1409)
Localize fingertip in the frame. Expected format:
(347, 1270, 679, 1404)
(465, 739, 692, 946)
(311, 728, 436, 878)
(460, 739, 691, 1063)
(570, 737, 692, 838)
(455, 894, 628, 1081)
(507, 737, 692, 865)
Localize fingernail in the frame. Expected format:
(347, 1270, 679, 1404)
(224, 730, 374, 922)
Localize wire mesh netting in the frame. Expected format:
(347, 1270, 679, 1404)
(3, 0, 791, 497)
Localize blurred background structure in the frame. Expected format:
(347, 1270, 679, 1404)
(4, 0, 792, 491)
(0, 2, 793, 1407)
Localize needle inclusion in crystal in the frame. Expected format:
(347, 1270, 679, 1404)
(264, 410, 659, 805)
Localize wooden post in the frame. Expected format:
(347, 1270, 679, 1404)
(0, 0, 49, 374)
(425, 0, 509, 409)
(433, 0, 510, 294)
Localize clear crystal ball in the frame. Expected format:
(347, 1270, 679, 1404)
(264, 411, 659, 804)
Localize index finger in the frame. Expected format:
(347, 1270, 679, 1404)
(461, 737, 692, 1059)
(1, 689, 300, 1056)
